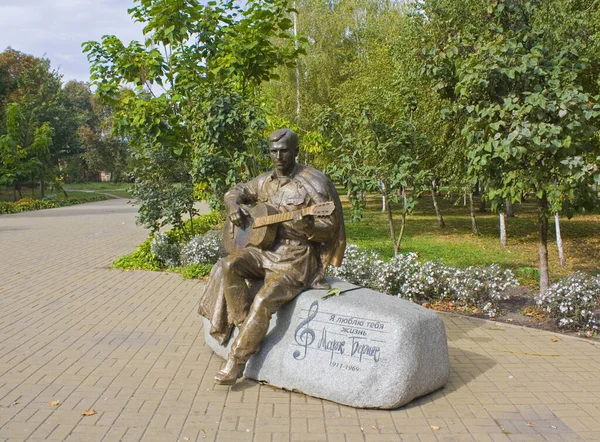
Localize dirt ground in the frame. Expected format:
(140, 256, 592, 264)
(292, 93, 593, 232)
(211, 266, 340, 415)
(442, 286, 600, 342)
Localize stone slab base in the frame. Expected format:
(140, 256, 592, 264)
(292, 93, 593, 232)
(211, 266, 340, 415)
(203, 278, 450, 409)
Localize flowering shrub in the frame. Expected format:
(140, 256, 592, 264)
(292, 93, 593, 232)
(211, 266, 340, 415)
(374, 254, 455, 303)
(0, 196, 108, 214)
(151, 232, 181, 267)
(327, 244, 382, 286)
(450, 265, 518, 317)
(537, 272, 600, 331)
(328, 243, 518, 317)
(180, 230, 225, 265)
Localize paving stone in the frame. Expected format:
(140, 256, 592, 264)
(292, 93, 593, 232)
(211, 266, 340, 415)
(0, 199, 599, 441)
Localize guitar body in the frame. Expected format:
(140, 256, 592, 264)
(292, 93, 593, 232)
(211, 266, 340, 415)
(223, 200, 335, 254)
(223, 203, 279, 254)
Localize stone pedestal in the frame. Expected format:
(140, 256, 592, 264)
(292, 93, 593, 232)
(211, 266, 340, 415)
(203, 278, 450, 409)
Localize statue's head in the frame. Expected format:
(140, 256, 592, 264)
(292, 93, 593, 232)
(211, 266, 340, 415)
(268, 128, 298, 176)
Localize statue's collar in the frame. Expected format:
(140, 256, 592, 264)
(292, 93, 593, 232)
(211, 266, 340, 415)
(269, 164, 301, 181)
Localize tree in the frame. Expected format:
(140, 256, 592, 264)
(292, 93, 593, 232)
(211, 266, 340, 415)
(318, 105, 425, 255)
(0, 103, 53, 199)
(84, 0, 300, 234)
(0, 48, 67, 196)
(426, 0, 600, 293)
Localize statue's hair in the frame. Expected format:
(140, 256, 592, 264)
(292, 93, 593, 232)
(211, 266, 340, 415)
(269, 128, 298, 150)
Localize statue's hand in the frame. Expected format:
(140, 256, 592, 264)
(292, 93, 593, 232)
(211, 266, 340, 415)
(292, 211, 314, 231)
(229, 205, 248, 227)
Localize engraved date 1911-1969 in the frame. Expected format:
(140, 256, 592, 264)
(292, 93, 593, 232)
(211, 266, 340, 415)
(330, 361, 359, 371)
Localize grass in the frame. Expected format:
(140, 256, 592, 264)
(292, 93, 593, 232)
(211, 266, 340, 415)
(63, 182, 132, 199)
(342, 191, 600, 286)
(0, 183, 132, 201)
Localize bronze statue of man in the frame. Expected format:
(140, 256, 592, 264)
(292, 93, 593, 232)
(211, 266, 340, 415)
(198, 128, 345, 385)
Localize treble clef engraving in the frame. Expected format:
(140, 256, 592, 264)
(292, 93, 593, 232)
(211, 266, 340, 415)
(293, 300, 319, 360)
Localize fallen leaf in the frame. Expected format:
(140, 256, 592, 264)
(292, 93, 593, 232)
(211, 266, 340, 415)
(422, 302, 431, 308)
(322, 287, 341, 299)
(49, 400, 60, 407)
(551, 337, 559, 342)
(430, 425, 440, 431)
(360, 426, 364, 432)
(81, 409, 97, 416)
(551, 425, 557, 429)
(527, 422, 534, 427)
(507, 319, 514, 322)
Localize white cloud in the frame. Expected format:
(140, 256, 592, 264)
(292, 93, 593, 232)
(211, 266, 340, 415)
(0, 0, 145, 82)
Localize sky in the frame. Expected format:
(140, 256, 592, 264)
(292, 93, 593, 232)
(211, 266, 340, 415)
(0, 0, 145, 83)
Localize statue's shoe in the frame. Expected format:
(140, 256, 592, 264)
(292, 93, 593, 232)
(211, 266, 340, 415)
(214, 358, 245, 385)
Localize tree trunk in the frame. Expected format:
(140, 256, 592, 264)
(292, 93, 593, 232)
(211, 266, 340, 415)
(505, 201, 515, 218)
(555, 212, 565, 266)
(469, 193, 478, 234)
(385, 199, 398, 256)
(538, 195, 550, 295)
(463, 187, 467, 206)
(431, 180, 445, 227)
(396, 188, 409, 255)
(499, 212, 507, 246)
(397, 210, 406, 256)
(39, 180, 45, 199)
(479, 200, 486, 213)
(292, 1, 306, 165)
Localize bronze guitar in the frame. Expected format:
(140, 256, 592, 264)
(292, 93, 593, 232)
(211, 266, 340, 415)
(223, 201, 335, 254)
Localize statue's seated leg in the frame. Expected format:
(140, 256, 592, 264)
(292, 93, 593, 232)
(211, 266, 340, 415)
(221, 250, 265, 327)
(215, 273, 303, 385)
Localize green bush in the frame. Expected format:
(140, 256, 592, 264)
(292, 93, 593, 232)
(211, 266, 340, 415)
(0, 196, 108, 214)
(113, 238, 163, 271)
(167, 211, 224, 243)
(113, 212, 223, 272)
(179, 263, 214, 279)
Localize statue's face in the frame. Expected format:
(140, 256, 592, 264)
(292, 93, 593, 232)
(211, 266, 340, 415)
(269, 140, 297, 175)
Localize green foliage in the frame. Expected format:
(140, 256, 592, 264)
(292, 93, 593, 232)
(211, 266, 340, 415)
(0, 195, 108, 214)
(112, 211, 223, 271)
(425, 0, 600, 211)
(179, 263, 214, 280)
(422, 0, 600, 290)
(319, 106, 425, 254)
(0, 49, 73, 194)
(515, 266, 541, 286)
(83, 0, 301, 226)
(113, 237, 163, 271)
(167, 211, 224, 243)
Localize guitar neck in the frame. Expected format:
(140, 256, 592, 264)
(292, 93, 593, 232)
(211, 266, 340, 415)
(253, 207, 310, 228)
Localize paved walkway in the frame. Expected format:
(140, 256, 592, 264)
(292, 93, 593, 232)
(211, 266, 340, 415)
(0, 199, 599, 442)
